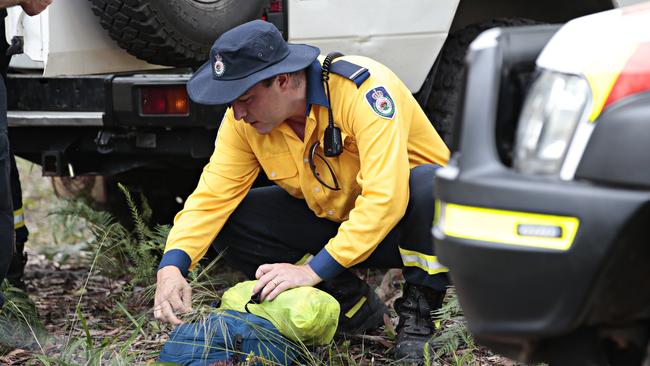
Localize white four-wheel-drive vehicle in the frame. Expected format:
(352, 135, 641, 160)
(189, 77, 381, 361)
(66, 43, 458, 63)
(6, 0, 625, 222)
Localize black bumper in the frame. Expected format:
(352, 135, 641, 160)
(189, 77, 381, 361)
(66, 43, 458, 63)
(435, 167, 649, 335)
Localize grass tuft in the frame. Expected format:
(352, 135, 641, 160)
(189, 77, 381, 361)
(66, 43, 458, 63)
(0, 280, 48, 356)
(429, 290, 480, 365)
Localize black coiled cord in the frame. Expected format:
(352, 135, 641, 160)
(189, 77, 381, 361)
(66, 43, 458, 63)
(321, 52, 344, 81)
(321, 52, 344, 156)
(322, 52, 343, 126)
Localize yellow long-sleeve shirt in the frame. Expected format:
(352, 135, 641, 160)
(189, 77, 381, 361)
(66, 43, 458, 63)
(159, 55, 449, 279)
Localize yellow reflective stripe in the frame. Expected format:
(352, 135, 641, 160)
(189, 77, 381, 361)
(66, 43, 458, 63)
(398, 247, 449, 275)
(433, 199, 442, 227)
(584, 43, 637, 122)
(294, 253, 313, 266)
(440, 202, 579, 251)
(345, 296, 367, 319)
(13, 208, 25, 229)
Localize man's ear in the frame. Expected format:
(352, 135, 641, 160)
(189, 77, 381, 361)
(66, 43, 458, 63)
(276, 73, 291, 89)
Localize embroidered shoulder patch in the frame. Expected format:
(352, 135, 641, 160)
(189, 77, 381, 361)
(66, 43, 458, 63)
(365, 86, 396, 119)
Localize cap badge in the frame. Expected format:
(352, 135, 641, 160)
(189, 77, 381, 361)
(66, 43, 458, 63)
(365, 86, 396, 119)
(213, 54, 226, 78)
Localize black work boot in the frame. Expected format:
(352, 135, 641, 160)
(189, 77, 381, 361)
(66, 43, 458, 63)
(394, 283, 445, 364)
(317, 271, 389, 335)
(6, 241, 27, 290)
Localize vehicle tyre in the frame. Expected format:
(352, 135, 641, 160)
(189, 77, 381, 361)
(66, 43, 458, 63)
(424, 19, 539, 145)
(88, 0, 266, 67)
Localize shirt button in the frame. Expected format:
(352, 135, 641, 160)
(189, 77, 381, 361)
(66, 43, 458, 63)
(270, 172, 277, 178)
(327, 209, 335, 216)
(314, 187, 321, 193)
(304, 157, 309, 163)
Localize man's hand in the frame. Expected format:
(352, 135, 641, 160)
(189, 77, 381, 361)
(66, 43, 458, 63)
(154, 266, 192, 325)
(253, 263, 322, 302)
(19, 0, 52, 16)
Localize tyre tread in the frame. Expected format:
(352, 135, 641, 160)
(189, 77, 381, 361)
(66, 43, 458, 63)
(425, 18, 539, 144)
(88, 0, 210, 67)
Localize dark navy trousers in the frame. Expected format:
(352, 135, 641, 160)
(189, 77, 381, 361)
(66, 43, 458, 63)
(1, 72, 12, 308)
(212, 164, 449, 292)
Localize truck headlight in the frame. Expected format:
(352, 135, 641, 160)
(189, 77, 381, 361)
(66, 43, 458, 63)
(514, 70, 590, 175)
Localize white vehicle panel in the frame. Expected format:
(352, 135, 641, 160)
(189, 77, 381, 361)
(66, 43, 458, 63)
(537, 6, 650, 75)
(5, 7, 48, 64)
(288, 0, 459, 92)
(45, 0, 165, 76)
(7, 0, 165, 76)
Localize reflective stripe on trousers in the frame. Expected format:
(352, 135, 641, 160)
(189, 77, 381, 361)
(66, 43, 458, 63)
(399, 246, 448, 275)
(13, 207, 24, 229)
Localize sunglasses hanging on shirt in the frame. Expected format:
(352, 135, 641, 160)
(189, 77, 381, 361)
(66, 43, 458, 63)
(308, 140, 340, 191)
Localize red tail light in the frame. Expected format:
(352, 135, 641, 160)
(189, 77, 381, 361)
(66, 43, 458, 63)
(141, 86, 189, 115)
(269, 0, 282, 13)
(261, 0, 282, 21)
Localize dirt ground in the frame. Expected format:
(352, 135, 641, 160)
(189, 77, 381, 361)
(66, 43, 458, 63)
(0, 160, 141, 363)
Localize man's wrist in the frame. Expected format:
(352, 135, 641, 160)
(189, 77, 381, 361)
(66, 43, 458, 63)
(309, 248, 346, 281)
(158, 249, 192, 277)
(157, 265, 182, 278)
(302, 264, 322, 285)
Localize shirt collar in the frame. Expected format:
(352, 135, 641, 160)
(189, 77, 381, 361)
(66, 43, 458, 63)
(305, 59, 329, 115)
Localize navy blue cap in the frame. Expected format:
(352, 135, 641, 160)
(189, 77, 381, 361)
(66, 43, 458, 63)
(187, 20, 320, 105)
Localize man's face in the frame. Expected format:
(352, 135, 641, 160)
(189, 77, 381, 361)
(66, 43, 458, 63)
(230, 78, 290, 134)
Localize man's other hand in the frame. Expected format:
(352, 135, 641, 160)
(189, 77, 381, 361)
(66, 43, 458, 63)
(253, 263, 322, 302)
(20, 0, 53, 16)
(154, 266, 192, 325)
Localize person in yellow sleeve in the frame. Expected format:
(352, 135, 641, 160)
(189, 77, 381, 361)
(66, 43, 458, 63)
(154, 20, 450, 363)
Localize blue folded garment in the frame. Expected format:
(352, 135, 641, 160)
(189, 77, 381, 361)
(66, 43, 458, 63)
(159, 310, 300, 366)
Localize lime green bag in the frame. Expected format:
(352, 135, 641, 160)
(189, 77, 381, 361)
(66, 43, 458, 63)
(217, 280, 340, 346)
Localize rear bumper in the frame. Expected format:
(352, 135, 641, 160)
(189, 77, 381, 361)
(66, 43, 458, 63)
(6, 72, 225, 128)
(6, 72, 225, 176)
(8, 111, 103, 127)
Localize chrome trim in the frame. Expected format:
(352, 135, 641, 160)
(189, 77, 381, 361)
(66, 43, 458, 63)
(560, 120, 596, 180)
(436, 165, 460, 180)
(7, 111, 104, 127)
(432, 201, 447, 241)
(560, 89, 595, 181)
(469, 28, 501, 51)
